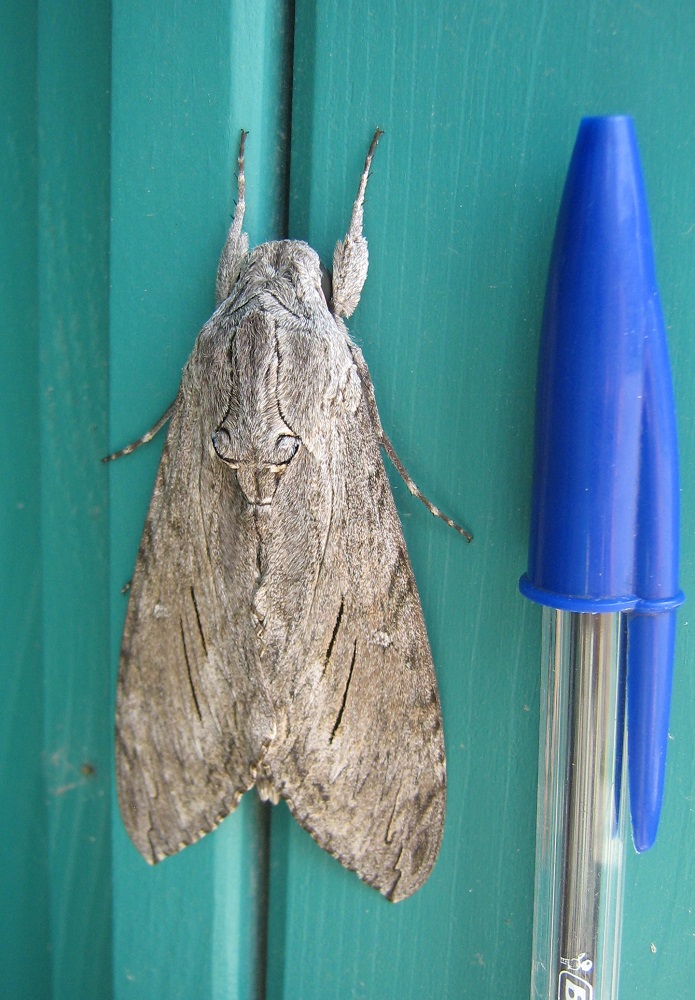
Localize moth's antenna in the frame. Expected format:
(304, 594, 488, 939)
(345, 128, 383, 252)
(332, 128, 384, 319)
(216, 130, 250, 304)
(229, 130, 247, 246)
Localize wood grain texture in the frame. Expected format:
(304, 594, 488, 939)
(0, 1, 113, 997)
(0, 3, 52, 997)
(37, 3, 113, 995)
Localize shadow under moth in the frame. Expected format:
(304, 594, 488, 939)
(109, 130, 468, 902)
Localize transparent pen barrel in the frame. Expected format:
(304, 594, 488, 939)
(531, 609, 628, 1000)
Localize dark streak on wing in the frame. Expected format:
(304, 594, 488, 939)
(384, 783, 402, 844)
(196, 435, 217, 587)
(179, 617, 203, 721)
(190, 586, 208, 656)
(329, 639, 357, 743)
(322, 597, 345, 676)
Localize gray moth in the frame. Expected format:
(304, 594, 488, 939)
(110, 130, 467, 902)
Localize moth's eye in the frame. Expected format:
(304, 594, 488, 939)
(320, 263, 333, 310)
(212, 427, 239, 468)
(273, 435, 299, 466)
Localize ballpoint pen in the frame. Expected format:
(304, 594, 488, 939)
(520, 117, 683, 999)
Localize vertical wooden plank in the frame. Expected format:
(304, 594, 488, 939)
(0, 3, 52, 995)
(36, 2, 113, 995)
(266, 1, 695, 997)
(1, 2, 113, 996)
(109, 2, 293, 997)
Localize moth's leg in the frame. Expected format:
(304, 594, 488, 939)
(216, 129, 250, 305)
(381, 432, 472, 541)
(332, 128, 383, 319)
(102, 400, 177, 463)
(349, 343, 471, 538)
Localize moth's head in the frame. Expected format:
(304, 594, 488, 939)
(233, 240, 336, 322)
(216, 129, 380, 316)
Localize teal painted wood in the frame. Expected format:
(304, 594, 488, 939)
(265, 1, 695, 998)
(0, 4, 52, 998)
(1, 1, 112, 997)
(37, 2, 113, 996)
(108, 2, 292, 997)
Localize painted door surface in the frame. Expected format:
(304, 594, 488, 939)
(2, 2, 693, 997)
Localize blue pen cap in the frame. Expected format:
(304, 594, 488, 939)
(519, 116, 683, 849)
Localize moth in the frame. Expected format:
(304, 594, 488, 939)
(109, 130, 468, 901)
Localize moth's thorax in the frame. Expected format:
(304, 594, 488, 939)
(212, 309, 300, 505)
(208, 244, 357, 498)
